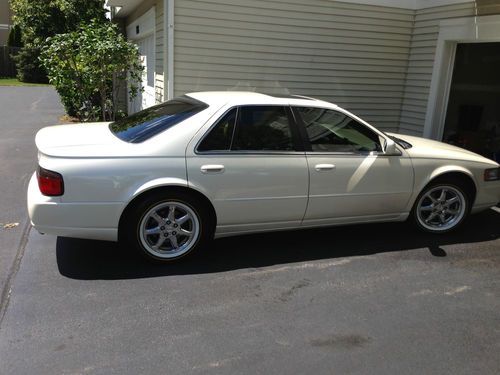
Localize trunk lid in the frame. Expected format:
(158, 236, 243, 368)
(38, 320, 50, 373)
(35, 122, 132, 157)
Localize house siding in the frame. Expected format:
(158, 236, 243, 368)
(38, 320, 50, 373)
(398, 2, 476, 135)
(174, 0, 414, 132)
(0, 0, 12, 45)
(155, 0, 164, 103)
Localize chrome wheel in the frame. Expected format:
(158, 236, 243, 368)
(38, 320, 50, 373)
(416, 185, 466, 232)
(139, 201, 200, 259)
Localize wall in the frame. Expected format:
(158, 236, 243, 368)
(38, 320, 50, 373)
(174, 0, 414, 132)
(0, 0, 11, 45)
(398, 2, 476, 135)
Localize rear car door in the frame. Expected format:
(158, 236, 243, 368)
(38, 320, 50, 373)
(186, 105, 309, 235)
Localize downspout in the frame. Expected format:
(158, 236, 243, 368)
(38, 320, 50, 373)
(163, 0, 174, 100)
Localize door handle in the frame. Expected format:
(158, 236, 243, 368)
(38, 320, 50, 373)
(315, 164, 336, 171)
(201, 164, 225, 174)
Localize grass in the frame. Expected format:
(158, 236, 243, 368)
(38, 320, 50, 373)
(0, 77, 50, 86)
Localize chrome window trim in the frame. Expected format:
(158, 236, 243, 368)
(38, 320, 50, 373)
(195, 150, 306, 156)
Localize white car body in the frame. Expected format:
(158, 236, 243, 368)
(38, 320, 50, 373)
(28, 92, 500, 243)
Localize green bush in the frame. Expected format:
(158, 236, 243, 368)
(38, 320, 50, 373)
(7, 25, 23, 47)
(14, 46, 48, 83)
(40, 20, 143, 121)
(10, 0, 106, 83)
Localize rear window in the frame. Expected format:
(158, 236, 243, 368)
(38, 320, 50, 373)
(109, 96, 208, 143)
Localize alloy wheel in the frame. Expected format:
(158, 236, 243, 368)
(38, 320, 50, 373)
(139, 201, 200, 258)
(416, 185, 466, 232)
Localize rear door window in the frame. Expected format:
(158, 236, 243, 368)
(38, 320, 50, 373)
(198, 105, 296, 152)
(197, 108, 237, 152)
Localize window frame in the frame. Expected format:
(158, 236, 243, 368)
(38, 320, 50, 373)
(291, 106, 386, 156)
(195, 105, 306, 155)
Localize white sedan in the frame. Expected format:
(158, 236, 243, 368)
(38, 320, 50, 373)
(28, 92, 500, 262)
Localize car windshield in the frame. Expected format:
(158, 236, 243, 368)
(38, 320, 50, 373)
(109, 96, 208, 143)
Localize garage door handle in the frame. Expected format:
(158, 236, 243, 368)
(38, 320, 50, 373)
(315, 164, 336, 171)
(201, 164, 225, 174)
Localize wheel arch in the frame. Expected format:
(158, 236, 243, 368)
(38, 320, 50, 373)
(417, 167, 477, 206)
(118, 183, 217, 242)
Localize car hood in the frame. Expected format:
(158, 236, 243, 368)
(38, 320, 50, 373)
(387, 132, 499, 167)
(36, 122, 139, 157)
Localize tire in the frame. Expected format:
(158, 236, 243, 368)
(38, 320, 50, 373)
(411, 181, 470, 234)
(123, 191, 213, 263)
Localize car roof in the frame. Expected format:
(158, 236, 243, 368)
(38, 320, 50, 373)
(185, 91, 338, 109)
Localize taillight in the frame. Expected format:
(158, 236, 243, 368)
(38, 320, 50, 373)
(37, 166, 64, 196)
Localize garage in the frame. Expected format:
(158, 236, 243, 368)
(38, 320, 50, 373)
(443, 42, 500, 162)
(126, 7, 156, 113)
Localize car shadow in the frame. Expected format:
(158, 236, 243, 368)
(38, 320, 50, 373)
(56, 209, 500, 280)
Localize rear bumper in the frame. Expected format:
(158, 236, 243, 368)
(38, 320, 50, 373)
(27, 173, 121, 241)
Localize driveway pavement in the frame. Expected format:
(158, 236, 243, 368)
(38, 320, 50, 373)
(0, 87, 499, 374)
(0, 86, 64, 319)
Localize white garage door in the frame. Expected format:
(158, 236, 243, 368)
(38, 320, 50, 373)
(130, 34, 156, 113)
(126, 7, 156, 114)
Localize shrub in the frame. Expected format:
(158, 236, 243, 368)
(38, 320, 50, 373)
(7, 25, 23, 47)
(10, 0, 106, 83)
(40, 20, 143, 121)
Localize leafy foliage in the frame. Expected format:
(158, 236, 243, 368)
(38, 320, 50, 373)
(14, 46, 47, 83)
(7, 25, 23, 47)
(40, 20, 143, 121)
(10, 0, 106, 83)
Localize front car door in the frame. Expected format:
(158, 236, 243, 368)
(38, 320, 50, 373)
(292, 106, 414, 225)
(186, 105, 309, 236)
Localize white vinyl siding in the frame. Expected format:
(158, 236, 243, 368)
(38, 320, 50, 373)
(398, 2, 475, 135)
(174, 0, 414, 132)
(155, 0, 164, 103)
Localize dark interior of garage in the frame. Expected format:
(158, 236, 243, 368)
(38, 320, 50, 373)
(443, 42, 500, 162)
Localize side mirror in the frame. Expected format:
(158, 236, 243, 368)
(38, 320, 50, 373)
(384, 138, 402, 156)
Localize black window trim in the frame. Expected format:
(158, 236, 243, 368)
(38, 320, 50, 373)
(290, 106, 389, 156)
(195, 104, 306, 155)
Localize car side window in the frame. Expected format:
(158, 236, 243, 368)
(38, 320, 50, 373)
(296, 107, 382, 153)
(231, 106, 294, 151)
(197, 108, 237, 152)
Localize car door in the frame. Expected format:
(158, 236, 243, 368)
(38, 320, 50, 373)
(292, 106, 414, 224)
(186, 105, 309, 235)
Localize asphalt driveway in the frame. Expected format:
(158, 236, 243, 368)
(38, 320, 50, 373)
(0, 87, 499, 374)
(0, 86, 64, 317)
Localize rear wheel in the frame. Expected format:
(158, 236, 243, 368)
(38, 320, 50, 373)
(124, 191, 213, 262)
(412, 182, 469, 233)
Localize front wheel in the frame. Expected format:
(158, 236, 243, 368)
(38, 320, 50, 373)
(412, 183, 470, 233)
(124, 192, 213, 262)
